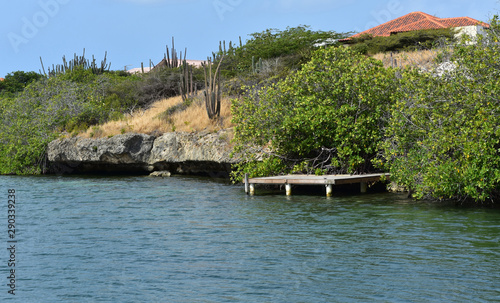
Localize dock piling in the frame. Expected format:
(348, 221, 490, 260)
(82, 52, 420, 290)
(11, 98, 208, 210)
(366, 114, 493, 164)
(360, 182, 367, 193)
(244, 173, 249, 195)
(326, 184, 333, 197)
(285, 184, 292, 196)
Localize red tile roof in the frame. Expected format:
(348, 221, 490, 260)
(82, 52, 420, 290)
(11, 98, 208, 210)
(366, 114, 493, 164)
(347, 11, 489, 40)
(0, 78, 4, 81)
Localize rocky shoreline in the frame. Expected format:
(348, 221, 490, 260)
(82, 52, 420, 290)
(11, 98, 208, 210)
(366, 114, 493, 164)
(47, 130, 236, 177)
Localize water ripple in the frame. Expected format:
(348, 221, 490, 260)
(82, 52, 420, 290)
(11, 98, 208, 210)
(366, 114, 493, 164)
(0, 176, 499, 302)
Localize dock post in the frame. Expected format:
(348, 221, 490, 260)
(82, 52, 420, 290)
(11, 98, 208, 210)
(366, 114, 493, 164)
(249, 184, 255, 196)
(285, 184, 292, 196)
(360, 182, 367, 193)
(244, 173, 249, 195)
(326, 184, 333, 197)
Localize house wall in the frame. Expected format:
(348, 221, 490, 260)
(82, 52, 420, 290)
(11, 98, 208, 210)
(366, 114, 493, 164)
(455, 25, 488, 43)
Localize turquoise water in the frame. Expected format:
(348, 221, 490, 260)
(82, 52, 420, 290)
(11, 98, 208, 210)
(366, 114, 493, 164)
(1, 175, 499, 302)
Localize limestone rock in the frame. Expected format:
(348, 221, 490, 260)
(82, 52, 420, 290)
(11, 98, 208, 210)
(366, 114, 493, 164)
(48, 133, 155, 164)
(47, 130, 237, 176)
(149, 171, 172, 177)
(150, 130, 236, 164)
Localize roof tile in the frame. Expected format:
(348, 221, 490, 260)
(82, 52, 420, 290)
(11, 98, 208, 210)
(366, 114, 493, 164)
(348, 11, 489, 39)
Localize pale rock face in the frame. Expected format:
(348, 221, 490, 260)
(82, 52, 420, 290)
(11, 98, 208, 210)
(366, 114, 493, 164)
(150, 131, 234, 163)
(47, 130, 236, 176)
(48, 133, 155, 164)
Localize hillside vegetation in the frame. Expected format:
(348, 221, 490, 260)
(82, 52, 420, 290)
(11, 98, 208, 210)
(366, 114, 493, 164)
(80, 94, 233, 138)
(1, 17, 499, 204)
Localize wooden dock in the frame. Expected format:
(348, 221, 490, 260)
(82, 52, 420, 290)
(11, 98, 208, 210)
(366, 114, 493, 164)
(244, 173, 390, 197)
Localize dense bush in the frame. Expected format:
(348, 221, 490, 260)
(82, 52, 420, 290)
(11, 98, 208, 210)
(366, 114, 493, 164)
(231, 46, 397, 181)
(350, 28, 455, 54)
(218, 26, 348, 81)
(135, 66, 204, 108)
(382, 37, 500, 202)
(0, 67, 145, 174)
(0, 71, 42, 96)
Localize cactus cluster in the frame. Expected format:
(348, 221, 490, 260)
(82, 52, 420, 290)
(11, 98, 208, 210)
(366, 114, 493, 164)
(212, 37, 242, 61)
(164, 37, 186, 69)
(202, 55, 224, 120)
(40, 49, 110, 77)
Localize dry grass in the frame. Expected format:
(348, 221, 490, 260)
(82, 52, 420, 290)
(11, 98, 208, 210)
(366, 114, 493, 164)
(80, 94, 234, 138)
(372, 49, 445, 71)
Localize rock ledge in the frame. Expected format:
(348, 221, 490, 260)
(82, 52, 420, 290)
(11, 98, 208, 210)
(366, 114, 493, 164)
(47, 130, 236, 177)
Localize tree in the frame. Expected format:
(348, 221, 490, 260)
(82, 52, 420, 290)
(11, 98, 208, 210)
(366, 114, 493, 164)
(231, 46, 397, 181)
(382, 34, 500, 202)
(0, 71, 42, 95)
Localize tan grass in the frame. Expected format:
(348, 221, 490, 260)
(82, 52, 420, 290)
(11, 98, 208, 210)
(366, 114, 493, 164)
(372, 49, 444, 71)
(80, 94, 234, 138)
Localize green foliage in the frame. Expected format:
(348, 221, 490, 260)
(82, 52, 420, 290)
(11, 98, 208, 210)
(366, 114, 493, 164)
(489, 14, 500, 42)
(0, 71, 42, 96)
(382, 39, 500, 202)
(231, 47, 397, 182)
(350, 28, 456, 54)
(219, 26, 349, 78)
(0, 67, 142, 174)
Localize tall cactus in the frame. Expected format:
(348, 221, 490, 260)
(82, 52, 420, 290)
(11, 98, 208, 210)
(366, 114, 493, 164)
(179, 60, 196, 103)
(202, 55, 224, 120)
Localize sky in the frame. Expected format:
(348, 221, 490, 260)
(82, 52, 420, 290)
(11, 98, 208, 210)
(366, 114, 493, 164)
(1, 0, 498, 77)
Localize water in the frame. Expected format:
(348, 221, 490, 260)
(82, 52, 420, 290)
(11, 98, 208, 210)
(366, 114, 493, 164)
(0, 175, 499, 302)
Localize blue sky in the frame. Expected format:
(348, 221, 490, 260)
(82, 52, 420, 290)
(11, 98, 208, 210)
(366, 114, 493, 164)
(1, 0, 498, 77)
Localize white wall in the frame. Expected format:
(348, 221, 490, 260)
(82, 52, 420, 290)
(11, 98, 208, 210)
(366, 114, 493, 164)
(455, 25, 488, 44)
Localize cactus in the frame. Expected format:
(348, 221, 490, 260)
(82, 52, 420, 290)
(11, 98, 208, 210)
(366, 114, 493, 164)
(163, 37, 184, 69)
(179, 60, 196, 103)
(40, 49, 110, 77)
(202, 55, 224, 120)
(251, 56, 263, 73)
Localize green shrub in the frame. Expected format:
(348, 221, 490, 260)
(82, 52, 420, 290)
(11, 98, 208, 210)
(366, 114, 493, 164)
(0, 71, 42, 96)
(382, 38, 500, 202)
(218, 26, 349, 79)
(231, 46, 397, 181)
(0, 68, 141, 174)
(350, 28, 455, 54)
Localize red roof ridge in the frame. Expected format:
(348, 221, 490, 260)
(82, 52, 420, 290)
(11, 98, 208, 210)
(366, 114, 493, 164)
(458, 16, 490, 27)
(346, 11, 490, 40)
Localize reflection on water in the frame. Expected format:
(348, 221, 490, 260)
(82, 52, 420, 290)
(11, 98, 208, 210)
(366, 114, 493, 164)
(1, 175, 499, 302)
